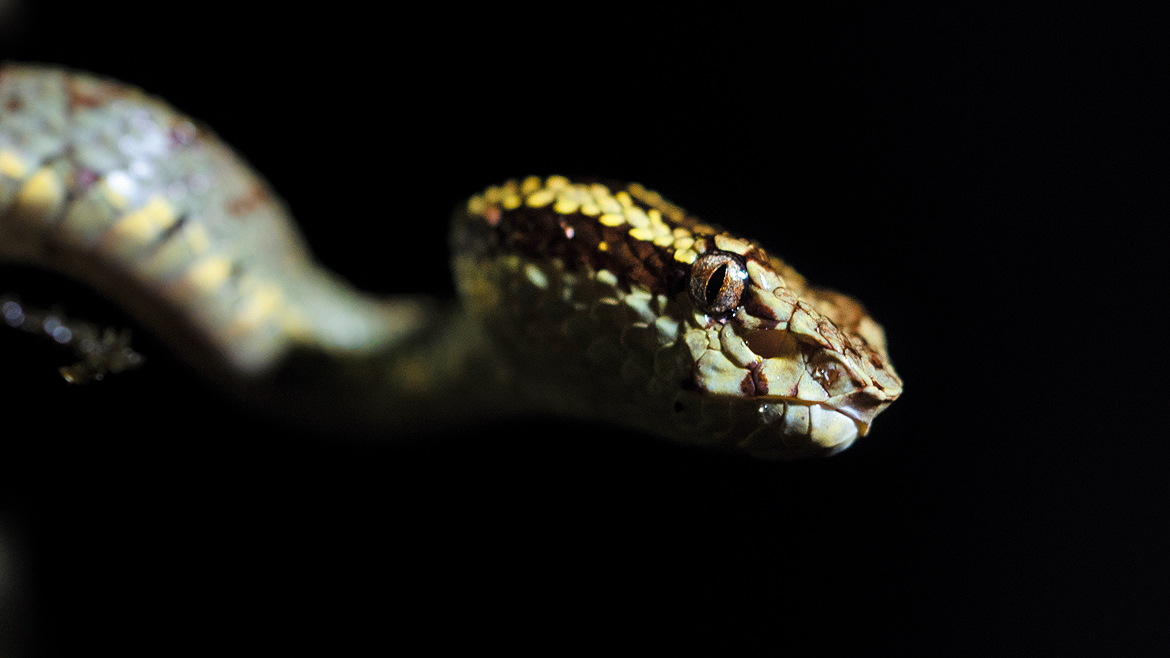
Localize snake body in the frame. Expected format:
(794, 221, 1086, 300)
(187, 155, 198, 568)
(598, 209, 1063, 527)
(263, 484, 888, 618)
(0, 64, 902, 459)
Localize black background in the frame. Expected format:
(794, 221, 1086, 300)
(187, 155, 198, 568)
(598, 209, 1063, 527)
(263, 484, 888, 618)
(1, 1, 1166, 654)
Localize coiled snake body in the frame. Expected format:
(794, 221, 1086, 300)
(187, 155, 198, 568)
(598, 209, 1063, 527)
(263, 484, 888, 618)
(0, 64, 902, 459)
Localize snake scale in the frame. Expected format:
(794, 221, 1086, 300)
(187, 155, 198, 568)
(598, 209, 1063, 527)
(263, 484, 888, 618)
(0, 63, 902, 459)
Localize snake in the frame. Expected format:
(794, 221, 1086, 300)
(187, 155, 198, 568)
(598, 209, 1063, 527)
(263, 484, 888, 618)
(0, 63, 902, 460)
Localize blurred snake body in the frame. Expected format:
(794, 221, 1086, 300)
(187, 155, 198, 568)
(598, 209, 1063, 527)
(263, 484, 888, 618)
(0, 64, 902, 459)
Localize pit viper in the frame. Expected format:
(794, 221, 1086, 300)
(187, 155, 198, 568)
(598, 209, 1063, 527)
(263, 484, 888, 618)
(0, 64, 902, 459)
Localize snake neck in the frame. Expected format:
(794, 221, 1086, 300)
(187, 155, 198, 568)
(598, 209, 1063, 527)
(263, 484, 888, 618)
(238, 298, 528, 437)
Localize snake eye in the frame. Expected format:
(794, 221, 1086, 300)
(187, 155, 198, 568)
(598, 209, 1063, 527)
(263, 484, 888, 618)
(688, 251, 747, 315)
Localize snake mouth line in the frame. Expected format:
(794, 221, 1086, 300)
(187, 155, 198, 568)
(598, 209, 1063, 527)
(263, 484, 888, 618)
(764, 397, 872, 432)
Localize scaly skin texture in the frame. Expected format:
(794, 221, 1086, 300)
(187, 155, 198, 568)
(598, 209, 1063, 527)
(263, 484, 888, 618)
(0, 64, 902, 458)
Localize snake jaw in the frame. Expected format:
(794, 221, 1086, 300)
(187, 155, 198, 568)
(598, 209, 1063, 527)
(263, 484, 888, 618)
(736, 401, 862, 459)
(735, 375, 898, 459)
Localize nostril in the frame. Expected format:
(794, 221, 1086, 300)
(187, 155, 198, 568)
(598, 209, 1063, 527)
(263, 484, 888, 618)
(813, 361, 841, 389)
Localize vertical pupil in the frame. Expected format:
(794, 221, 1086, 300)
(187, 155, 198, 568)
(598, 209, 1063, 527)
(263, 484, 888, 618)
(705, 264, 727, 306)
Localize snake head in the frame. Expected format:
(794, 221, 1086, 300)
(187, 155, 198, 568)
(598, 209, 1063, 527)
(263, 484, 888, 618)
(678, 233, 903, 459)
(455, 176, 901, 460)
